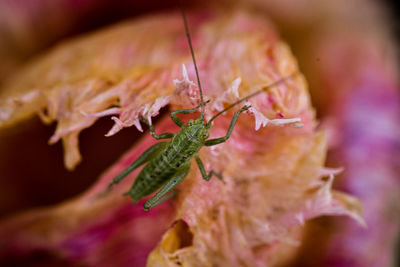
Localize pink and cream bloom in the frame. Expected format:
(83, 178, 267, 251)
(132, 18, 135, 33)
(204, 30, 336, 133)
(0, 0, 398, 266)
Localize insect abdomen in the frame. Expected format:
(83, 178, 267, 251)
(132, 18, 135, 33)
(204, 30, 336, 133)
(127, 127, 202, 201)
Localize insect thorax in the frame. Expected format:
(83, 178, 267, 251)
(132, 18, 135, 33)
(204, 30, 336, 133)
(171, 124, 206, 156)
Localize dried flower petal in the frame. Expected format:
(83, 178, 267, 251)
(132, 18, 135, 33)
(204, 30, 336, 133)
(0, 9, 364, 267)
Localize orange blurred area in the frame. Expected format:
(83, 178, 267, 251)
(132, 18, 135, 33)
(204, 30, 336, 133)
(0, 0, 398, 266)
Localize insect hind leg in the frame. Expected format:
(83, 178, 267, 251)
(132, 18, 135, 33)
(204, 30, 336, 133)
(104, 141, 168, 193)
(144, 163, 191, 210)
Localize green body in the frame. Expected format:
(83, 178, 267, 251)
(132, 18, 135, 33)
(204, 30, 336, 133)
(106, 105, 249, 210)
(104, 2, 292, 210)
(129, 121, 207, 202)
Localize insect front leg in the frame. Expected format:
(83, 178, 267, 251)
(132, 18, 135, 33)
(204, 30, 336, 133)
(195, 155, 224, 182)
(205, 105, 250, 146)
(170, 101, 210, 126)
(106, 141, 168, 191)
(143, 163, 191, 211)
(139, 117, 175, 140)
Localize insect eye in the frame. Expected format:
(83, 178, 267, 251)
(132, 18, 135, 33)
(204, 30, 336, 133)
(203, 133, 209, 138)
(187, 120, 193, 126)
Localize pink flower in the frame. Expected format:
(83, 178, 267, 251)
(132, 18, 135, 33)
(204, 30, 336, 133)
(0, 1, 398, 266)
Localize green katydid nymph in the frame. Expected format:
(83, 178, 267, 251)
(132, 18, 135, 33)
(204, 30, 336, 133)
(104, 3, 300, 210)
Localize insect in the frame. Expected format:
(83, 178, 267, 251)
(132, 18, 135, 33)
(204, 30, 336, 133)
(105, 1, 298, 210)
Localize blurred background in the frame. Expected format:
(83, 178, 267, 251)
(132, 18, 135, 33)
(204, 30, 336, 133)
(0, 0, 398, 266)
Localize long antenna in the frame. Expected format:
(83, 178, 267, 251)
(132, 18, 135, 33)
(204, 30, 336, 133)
(179, 0, 205, 120)
(207, 72, 298, 124)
